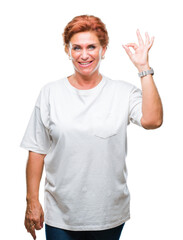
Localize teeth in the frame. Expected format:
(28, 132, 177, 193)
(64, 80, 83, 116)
(79, 61, 92, 65)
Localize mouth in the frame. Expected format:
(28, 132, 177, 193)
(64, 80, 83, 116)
(78, 60, 94, 67)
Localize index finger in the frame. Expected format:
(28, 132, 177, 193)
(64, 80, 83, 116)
(136, 29, 144, 46)
(30, 228, 36, 240)
(29, 225, 36, 240)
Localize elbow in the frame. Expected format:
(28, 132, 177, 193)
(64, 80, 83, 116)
(153, 118, 163, 129)
(141, 117, 163, 130)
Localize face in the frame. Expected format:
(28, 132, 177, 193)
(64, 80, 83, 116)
(67, 31, 106, 77)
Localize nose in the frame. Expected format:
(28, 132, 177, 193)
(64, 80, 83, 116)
(81, 48, 89, 60)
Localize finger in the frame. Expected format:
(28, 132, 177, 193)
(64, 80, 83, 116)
(25, 218, 31, 232)
(30, 227, 36, 240)
(28, 224, 36, 240)
(122, 45, 133, 59)
(40, 211, 44, 228)
(35, 219, 42, 230)
(145, 32, 150, 45)
(136, 29, 144, 46)
(125, 43, 138, 51)
(148, 36, 155, 50)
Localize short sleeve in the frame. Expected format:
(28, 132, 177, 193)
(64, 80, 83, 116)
(20, 87, 52, 154)
(128, 85, 143, 127)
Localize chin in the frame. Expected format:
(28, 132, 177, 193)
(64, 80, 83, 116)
(74, 68, 94, 76)
(74, 66, 100, 77)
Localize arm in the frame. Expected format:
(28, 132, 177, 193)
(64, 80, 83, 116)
(25, 151, 46, 240)
(123, 29, 163, 129)
(138, 65, 163, 129)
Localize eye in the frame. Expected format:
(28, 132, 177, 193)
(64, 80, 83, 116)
(73, 46, 81, 51)
(88, 45, 96, 50)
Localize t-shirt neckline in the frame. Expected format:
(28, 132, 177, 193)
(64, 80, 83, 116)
(64, 74, 107, 96)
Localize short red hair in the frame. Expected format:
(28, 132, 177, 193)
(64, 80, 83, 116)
(62, 15, 109, 53)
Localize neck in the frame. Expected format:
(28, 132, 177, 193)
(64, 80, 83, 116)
(69, 71, 102, 89)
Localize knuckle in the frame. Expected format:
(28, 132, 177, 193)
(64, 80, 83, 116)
(35, 226, 41, 230)
(29, 216, 33, 222)
(34, 217, 40, 223)
(25, 215, 29, 221)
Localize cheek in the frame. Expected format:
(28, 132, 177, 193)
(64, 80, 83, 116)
(71, 52, 79, 60)
(95, 48, 102, 59)
(70, 49, 80, 60)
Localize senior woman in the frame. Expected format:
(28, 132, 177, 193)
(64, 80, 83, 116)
(20, 15, 163, 240)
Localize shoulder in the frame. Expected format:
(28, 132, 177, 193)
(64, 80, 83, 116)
(38, 77, 67, 100)
(35, 77, 66, 106)
(104, 75, 138, 92)
(40, 77, 65, 93)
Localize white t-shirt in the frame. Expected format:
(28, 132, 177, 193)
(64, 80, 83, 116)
(20, 74, 143, 231)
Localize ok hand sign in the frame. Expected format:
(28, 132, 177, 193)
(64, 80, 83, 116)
(122, 29, 154, 71)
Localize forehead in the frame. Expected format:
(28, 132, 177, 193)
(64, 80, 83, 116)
(70, 31, 100, 45)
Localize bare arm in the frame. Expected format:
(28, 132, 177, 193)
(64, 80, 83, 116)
(138, 65, 163, 129)
(26, 151, 45, 202)
(123, 29, 163, 129)
(25, 151, 46, 240)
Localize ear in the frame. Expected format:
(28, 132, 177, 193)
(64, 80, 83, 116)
(101, 46, 107, 58)
(65, 45, 69, 55)
(65, 46, 72, 60)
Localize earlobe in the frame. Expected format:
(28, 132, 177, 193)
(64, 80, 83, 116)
(65, 45, 69, 54)
(65, 46, 72, 60)
(67, 45, 72, 60)
(101, 46, 107, 59)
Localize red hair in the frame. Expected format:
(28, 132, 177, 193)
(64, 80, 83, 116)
(62, 15, 109, 52)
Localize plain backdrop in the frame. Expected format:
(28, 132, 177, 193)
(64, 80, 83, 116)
(0, 0, 182, 239)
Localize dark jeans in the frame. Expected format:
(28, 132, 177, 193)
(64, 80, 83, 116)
(45, 222, 125, 240)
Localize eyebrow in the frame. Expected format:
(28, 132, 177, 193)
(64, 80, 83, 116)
(72, 43, 98, 47)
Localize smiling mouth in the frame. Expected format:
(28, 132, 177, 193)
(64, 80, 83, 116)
(78, 61, 94, 66)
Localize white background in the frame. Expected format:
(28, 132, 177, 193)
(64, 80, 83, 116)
(0, 0, 182, 239)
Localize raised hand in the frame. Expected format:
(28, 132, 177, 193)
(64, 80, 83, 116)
(122, 29, 154, 71)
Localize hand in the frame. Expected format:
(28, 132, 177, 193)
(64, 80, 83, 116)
(24, 200, 44, 240)
(122, 29, 154, 71)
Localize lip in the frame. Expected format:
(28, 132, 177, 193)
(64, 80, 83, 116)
(78, 60, 94, 67)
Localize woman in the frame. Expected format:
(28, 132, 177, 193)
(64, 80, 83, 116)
(20, 15, 163, 240)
